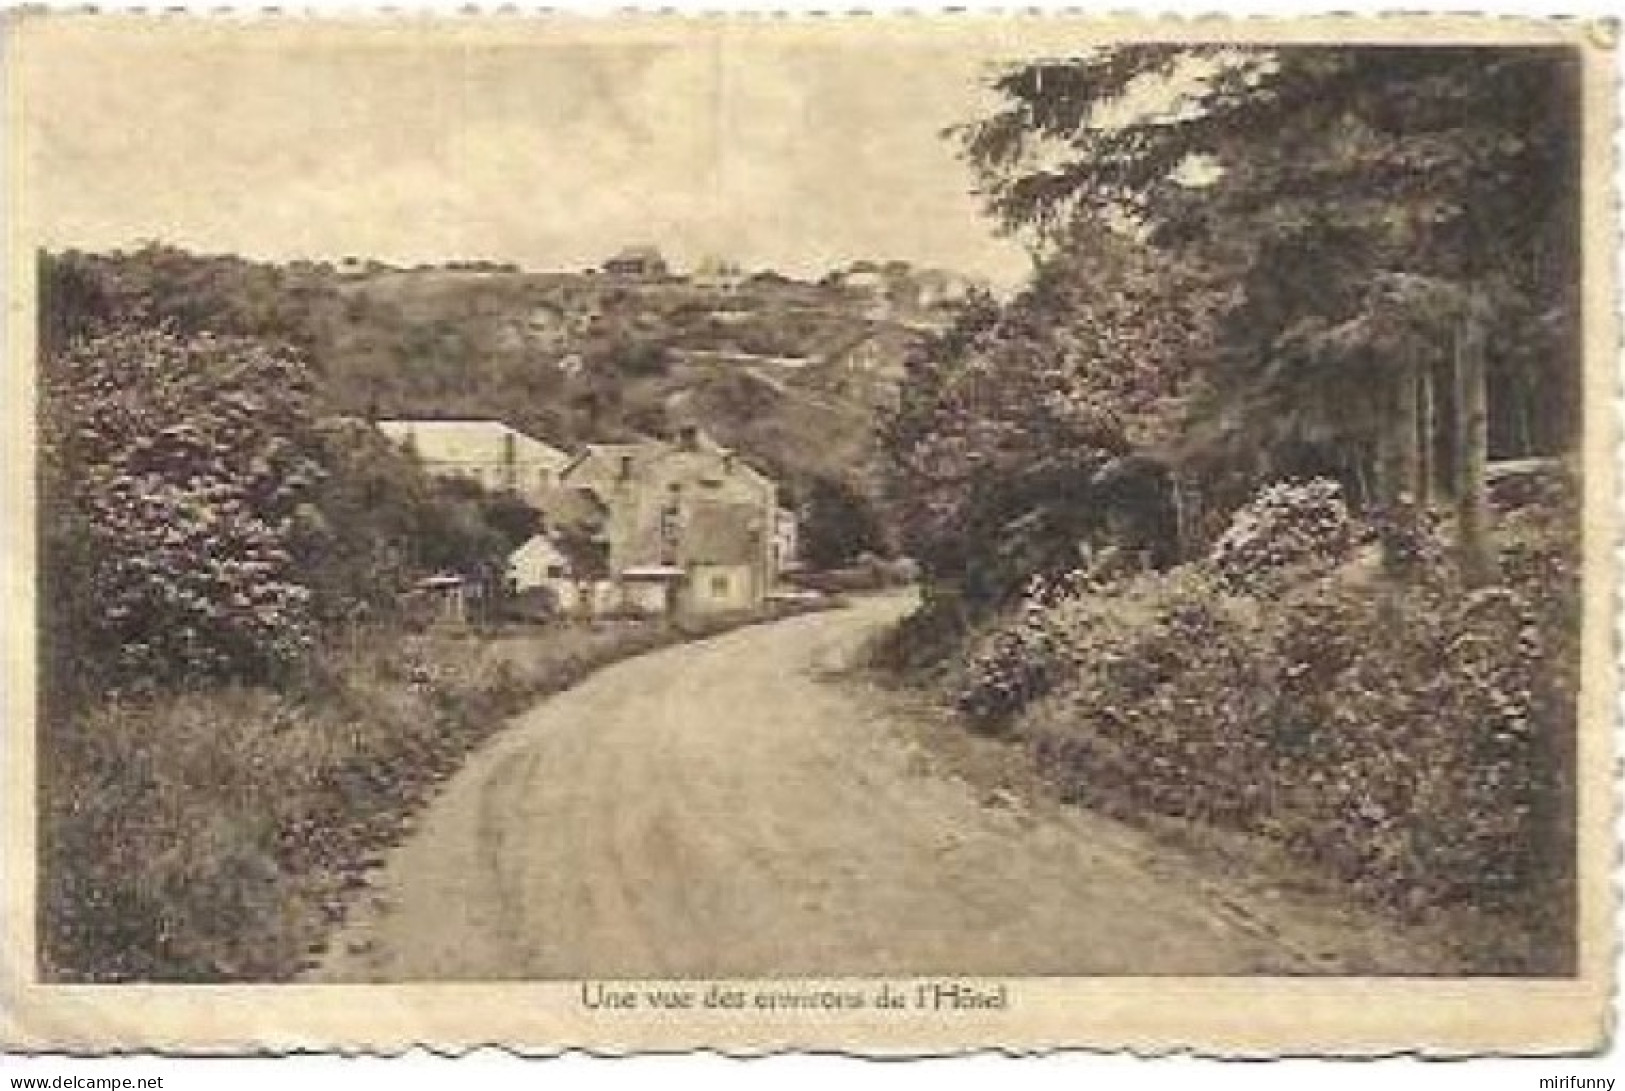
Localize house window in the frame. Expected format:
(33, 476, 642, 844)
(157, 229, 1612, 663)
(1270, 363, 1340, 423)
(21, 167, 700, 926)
(710, 573, 730, 597)
(546, 564, 566, 578)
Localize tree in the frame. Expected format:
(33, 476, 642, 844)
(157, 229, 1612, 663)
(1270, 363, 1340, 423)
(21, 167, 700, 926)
(882, 227, 1218, 608)
(294, 420, 521, 625)
(477, 490, 545, 553)
(959, 46, 1583, 502)
(798, 474, 887, 570)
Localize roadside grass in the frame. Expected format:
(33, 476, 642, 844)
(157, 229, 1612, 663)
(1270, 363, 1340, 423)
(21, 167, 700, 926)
(38, 601, 834, 982)
(853, 676, 1467, 975)
(871, 493, 1578, 976)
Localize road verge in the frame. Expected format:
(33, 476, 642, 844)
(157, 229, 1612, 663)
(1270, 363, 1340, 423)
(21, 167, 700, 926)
(38, 598, 840, 983)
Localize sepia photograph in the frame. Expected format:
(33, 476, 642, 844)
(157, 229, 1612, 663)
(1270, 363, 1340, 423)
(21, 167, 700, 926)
(1, 12, 1615, 1055)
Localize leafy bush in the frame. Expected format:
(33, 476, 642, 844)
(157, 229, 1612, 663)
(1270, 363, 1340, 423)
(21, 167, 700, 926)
(867, 588, 970, 676)
(1206, 478, 1354, 591)
(955, 600, 1069, 728)
(797, 474, 890, 571)
(40, 327, 324, 685)
(1366, 496, 1454, 582)
(1020, 564, 1561, 918)
(791, 554, 917, 595)
(40, 326, 541, 687)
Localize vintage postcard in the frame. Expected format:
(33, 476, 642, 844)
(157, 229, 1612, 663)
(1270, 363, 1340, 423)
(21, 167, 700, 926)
(0, 11, 1617, 1056)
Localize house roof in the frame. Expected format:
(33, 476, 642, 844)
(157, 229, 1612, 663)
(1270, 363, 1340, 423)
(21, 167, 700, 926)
(536, 484, 610, 531)
(605, 245, 666, 267)
(510, 533, 571, 565)
(560, 441, 663, 485)
(376, 419, 570, 470)
(562, 433, 775, 501)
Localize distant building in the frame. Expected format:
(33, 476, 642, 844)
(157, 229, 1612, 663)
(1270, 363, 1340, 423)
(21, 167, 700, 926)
(410, 573, 470, 626)
(376, 419, 571, 505)
(911, 268, 964, 310)
(602, 245, 670, 280)
(693, 256, 745, 293)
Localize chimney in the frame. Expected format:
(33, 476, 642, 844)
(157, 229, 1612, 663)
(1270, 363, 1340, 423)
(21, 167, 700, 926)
(678, 424, 700, 452)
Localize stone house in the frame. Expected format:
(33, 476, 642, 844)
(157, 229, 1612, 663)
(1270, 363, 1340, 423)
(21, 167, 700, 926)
(507, 531, 621, 618)
(544, 426, 787, 616)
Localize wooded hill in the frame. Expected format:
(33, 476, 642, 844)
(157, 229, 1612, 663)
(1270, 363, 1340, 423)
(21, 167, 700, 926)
(40, 246, 956, 512)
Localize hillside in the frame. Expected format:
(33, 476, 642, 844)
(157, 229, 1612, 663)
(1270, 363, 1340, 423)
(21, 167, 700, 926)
(42, 246, 963, 503)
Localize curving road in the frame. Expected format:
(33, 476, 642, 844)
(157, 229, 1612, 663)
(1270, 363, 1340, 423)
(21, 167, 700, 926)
(313, 594, 1399, 980)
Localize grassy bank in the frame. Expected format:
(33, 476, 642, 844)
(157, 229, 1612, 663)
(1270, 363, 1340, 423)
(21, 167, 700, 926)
(875, 481, 1578, 975)
(39, 601, 833, 982)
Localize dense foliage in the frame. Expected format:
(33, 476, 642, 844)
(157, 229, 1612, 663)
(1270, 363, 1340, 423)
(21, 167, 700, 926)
(882, 228, 1220, 609)
(959, 46, 1580, 495)
(947, 476, 1575, 939)
(796, 473, 891, 570)
(1207, 478, 1354, 591)
(40, 327, 325, 687)
(39, 323, 538, 696)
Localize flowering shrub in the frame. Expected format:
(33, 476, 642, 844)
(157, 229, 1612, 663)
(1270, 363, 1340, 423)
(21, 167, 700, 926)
(1366, 497, 1453, 582)
(41, 327, 324, 685)
(955, 599, 1069, 728)
(1007, 558, 1562, 919)
(1026, 568, 1278, 823)
(954, 567, 1225, 731)
(1207, 478, 1353, 591)
(1497, 470, 1580, 651)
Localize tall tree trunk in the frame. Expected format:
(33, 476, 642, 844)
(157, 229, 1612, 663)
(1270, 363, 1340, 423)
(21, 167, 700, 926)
(1378, 353, 1423, 580)
(1377, 372, 1400, 508)
(1394, 351, 1421, 505)
(1418, 361, 1436, 506)
(1453, 297, 1496, 586)
(1169, 474, 1188, 565)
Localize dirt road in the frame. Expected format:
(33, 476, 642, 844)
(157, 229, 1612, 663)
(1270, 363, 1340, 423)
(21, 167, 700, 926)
(314, 595, 1397, 980)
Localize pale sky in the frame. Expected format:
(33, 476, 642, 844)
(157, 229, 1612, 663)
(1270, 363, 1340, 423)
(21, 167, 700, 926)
(17, 21, 1055, 284)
